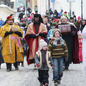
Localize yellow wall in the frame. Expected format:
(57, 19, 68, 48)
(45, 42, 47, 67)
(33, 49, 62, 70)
(32, 0, 38, 12)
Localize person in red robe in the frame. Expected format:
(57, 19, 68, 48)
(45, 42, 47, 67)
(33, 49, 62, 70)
(25, 14, 47, 65)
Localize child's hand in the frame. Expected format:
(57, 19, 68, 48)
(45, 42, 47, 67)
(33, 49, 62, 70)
(51, 64, 54, 68)
(36, 64, 40, 67)
(50, 37, 55, 40)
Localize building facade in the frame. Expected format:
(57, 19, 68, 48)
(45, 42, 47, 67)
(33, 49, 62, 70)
(0, 0, 14, 8)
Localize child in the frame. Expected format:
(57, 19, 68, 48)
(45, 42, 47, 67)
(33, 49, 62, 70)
(35, 39, 52, 86)
(47, 22, 57, 41)
(48, 29, 68, 86)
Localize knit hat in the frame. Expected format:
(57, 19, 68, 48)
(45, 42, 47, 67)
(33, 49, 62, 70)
(61, 16, 67, 20)
(54, 29, 61, 34)
(78, 16, 81, 20)
(52, 22, 57, 26)
(39, 39, 47, 50)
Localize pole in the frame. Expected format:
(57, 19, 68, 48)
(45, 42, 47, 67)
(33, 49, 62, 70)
(51, 0, 55, 11)
(69, 1, 72, 17)
(53, 2, 55, 11)
(48, 0, 50, 10)
(81, 0, 83, 19)
(25, 0, 27, 15)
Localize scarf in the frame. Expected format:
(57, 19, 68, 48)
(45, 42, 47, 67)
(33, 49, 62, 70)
(53, 37, 64, 47)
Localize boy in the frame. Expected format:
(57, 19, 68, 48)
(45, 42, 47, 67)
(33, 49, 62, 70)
(48, 29, 68, 86)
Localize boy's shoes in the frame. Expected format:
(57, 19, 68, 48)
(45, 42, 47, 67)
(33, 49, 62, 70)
(40, 83, 43, 86)
(54, 80, 61, 86)
(45, 83, 48, 86)
(64, 68, 69, 71)
(54, 82, 58, 86)
(57, 80, 61, 84)
(36, 64, 40, 67)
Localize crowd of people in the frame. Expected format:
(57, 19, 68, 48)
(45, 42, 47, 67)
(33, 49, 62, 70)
(0, 9, 86, 86)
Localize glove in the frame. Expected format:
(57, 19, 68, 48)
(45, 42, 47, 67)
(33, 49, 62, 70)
(36, 64, 40, 67)
(4, 31, 13, 37)
(39, 33, 47, 38)
(28, 34, 36, 38)
(51, 64, 54, 68)
(15, 31, 22, 37)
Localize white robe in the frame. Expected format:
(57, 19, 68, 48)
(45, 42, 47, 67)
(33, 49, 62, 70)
(82, 25, 86, 66)
(82, 25, 86, 75)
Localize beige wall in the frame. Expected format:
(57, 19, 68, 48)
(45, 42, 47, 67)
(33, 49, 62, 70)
(0, 5, 16, 21)
(31, 0, 37, 12)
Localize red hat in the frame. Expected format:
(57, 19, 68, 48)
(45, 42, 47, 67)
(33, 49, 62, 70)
(64, 11, 67, 14)
(53, 19, 59, 23)
(7, 16, 13, 20)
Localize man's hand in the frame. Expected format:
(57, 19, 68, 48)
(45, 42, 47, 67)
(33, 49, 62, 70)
(36, 33, 39, 37)
(11, 28, 18, 32)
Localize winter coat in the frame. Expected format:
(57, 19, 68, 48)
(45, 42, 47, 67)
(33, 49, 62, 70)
(48, 39, 68, 58)
(35, 50, 52, 70)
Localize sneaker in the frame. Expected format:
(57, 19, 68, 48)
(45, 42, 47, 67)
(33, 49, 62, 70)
(45, 83, 48, 86)
(64, 67, 69, 71)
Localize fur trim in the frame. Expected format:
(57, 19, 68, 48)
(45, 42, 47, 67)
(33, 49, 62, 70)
(46, 51, 52, 68)
(36, 50, 42, 69)
(36, 50, 51, 69)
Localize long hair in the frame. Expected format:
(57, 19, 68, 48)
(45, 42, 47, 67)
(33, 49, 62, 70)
(33, 14, 43, 25)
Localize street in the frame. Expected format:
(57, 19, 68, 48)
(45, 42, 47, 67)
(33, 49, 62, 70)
(0, 58, 86, 86)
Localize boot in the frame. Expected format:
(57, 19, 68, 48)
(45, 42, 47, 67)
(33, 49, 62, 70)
(54, 81, 58, 86)
(40, 82, 43, 86)
(45, 83, 48, 86)
(6, 63, 12, 72)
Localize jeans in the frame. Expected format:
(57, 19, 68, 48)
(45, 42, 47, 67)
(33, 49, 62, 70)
(53, 57, 64, 81)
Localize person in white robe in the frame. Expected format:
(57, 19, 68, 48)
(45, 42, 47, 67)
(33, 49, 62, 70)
(82, 25, 86, 74)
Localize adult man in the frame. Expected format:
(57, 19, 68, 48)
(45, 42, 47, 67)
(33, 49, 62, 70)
(0, 16, 24, 72)
(25, 14, 47, 65)
(58, 16, 79, 70)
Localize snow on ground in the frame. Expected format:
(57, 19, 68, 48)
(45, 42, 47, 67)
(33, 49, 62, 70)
(0, 58, 86, 86)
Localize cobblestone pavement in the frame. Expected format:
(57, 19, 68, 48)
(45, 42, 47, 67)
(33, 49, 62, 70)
(0, 61, 86, 86)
